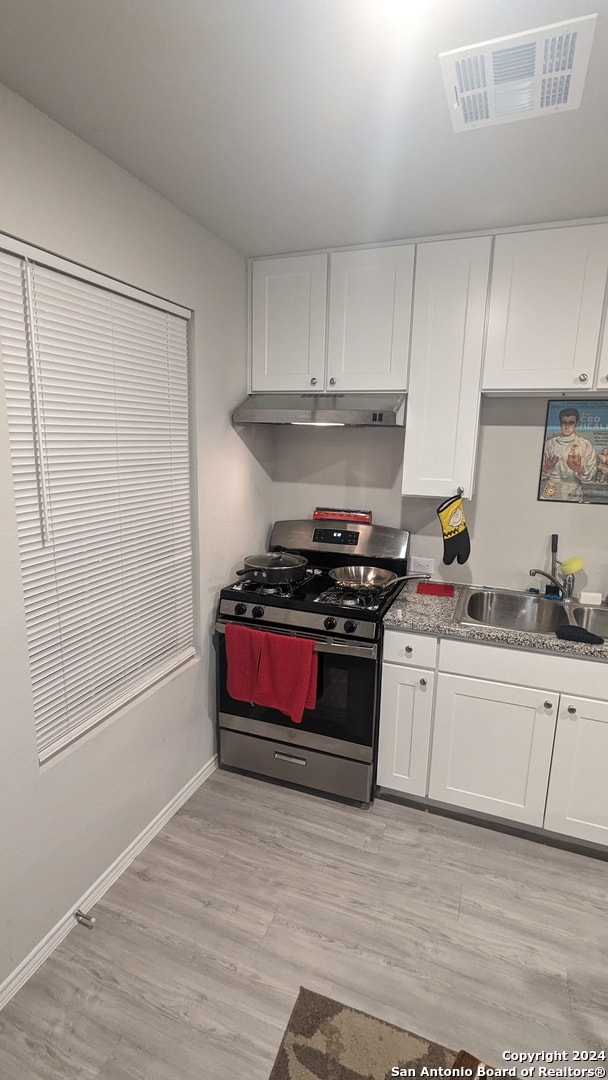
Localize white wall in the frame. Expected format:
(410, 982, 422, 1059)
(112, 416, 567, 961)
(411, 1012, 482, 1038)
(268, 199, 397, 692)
(270, 397, 608, 597)
(268, 424, 405, 526)
(0, 85, 271, 987)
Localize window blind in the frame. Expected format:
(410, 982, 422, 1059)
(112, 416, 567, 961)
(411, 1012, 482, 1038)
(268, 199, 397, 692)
(0, 250, 195, 760)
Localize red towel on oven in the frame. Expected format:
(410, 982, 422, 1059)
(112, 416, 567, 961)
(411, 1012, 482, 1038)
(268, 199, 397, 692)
(224, 623, 263, 701)
(224, 626, 318, 724)
(256, 631, 318, 724)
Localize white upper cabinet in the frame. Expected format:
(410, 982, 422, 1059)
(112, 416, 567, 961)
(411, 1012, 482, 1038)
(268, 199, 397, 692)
(402, 236, 491, 499)
(250, 245, 414, 393)
(482, 224, 608, 392)
(595, 298, 608, 391)
(326, 246, 414, 392)
(251, 254, 327, 392)
(251, 223, 608, 398)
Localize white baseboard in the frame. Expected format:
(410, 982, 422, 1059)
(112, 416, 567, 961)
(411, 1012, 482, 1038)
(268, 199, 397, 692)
(0, 755, 217, 1011)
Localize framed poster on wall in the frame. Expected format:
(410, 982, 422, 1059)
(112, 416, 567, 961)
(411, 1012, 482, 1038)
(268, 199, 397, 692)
(538, 400, 608, 504)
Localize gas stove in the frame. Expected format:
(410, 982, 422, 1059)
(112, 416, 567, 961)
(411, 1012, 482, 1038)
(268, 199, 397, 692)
(217, 519, 411, 642)
(215, 518, 411, 804)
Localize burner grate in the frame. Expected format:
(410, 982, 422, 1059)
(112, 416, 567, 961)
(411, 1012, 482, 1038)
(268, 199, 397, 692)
(316, 586, 381, 610)
(230, 571, 319, 598)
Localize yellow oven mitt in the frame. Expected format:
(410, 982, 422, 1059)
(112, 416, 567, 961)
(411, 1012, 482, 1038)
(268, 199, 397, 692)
(437, 494, 471, 565)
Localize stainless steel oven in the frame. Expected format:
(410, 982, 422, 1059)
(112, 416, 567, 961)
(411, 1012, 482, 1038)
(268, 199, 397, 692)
(214, 518, 413, 804)
(216, 622, 379, 802)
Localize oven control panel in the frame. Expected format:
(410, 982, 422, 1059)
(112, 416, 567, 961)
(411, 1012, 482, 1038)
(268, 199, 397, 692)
(218, 598, 376, 640)
(312, 528, 359, 545)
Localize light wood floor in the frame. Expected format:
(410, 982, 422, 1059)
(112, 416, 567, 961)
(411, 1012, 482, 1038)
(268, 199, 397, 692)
(1, 767, 607, 1079)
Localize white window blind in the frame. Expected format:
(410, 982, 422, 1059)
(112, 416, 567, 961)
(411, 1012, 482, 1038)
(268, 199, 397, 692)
(0, 250, 195, 760)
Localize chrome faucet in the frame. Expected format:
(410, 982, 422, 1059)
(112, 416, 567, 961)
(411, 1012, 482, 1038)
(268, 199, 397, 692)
(529, 568, 576, 601)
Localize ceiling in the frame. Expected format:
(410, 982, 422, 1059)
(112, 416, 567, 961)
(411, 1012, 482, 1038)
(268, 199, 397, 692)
(0, 0, 607, 257)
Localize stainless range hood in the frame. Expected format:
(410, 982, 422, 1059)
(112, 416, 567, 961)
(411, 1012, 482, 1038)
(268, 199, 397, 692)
(232, 393, 406, 427)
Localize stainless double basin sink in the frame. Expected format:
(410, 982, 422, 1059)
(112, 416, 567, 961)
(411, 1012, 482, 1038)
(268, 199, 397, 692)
(455, 585, 608, 638)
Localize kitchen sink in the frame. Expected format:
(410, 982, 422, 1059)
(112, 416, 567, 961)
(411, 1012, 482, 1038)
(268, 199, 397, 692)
(571, 605, 608, 637)
(455, 586, 570, 635)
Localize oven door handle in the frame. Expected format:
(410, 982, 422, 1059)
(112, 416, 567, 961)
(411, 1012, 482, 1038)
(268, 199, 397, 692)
(214, 621, 377, 660)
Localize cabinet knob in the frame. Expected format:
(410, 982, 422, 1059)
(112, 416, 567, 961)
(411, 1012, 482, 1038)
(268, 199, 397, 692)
(544, 700, 553, 710)
(419, 677, 427, 687)
(567, 704, 577, 715)
(404, 645, 413, 654)
(329, 377, 336, 386)
(310, 377, 318, 386)
(578, 373, 589, 383)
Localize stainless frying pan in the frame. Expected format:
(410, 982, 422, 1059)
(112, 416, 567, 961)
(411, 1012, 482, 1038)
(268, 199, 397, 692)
(329, 566, 429, 591)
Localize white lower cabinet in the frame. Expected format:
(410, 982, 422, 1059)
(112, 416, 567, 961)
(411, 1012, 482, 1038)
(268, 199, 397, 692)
(376, 663, 434, 796)
(428, 674, 558, 826)
(377, 631, 436, 796)
(379, 632, 608, 846)
(544, 695, 608, 845)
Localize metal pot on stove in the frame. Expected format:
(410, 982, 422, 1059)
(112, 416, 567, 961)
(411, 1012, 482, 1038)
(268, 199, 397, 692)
(237, 551, 308, 585)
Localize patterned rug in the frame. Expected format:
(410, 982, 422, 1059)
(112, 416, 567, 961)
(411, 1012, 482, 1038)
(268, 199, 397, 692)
(269, 987, 480, 1080)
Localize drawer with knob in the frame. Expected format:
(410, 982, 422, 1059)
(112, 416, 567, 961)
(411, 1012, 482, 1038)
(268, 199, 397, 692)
(383, 628, 438, 668)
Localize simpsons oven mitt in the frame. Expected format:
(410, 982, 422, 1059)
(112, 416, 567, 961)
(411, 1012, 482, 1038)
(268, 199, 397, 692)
(437, 494, 470, 565)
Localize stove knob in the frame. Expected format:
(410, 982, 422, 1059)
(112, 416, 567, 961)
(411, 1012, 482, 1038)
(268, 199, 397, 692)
(344, 619, 358, 634)
(324, 616, 337, 630)
(252, 605, 265, 619)
(234, 603, 247, 616)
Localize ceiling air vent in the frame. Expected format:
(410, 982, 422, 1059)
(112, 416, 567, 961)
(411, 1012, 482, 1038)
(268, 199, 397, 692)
(439, 14, 597, 131)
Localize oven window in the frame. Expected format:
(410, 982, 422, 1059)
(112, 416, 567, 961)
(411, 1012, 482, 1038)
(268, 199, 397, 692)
(217, 637, 376, 746)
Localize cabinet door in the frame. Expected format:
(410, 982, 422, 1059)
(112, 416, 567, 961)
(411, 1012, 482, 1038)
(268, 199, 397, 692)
(429, 674, 557, 825)
(482, 225, 608, 391)
(544, 696, 608, 844)
(376, 662, 434, 796)
(402, 236, 491, 498)
(326, 246, 414, 391)
(251, 254, 327, 391)
(594, 301, 608, 390)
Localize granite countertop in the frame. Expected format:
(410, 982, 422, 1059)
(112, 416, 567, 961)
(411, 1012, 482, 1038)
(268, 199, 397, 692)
(384, 580, 608, 663)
